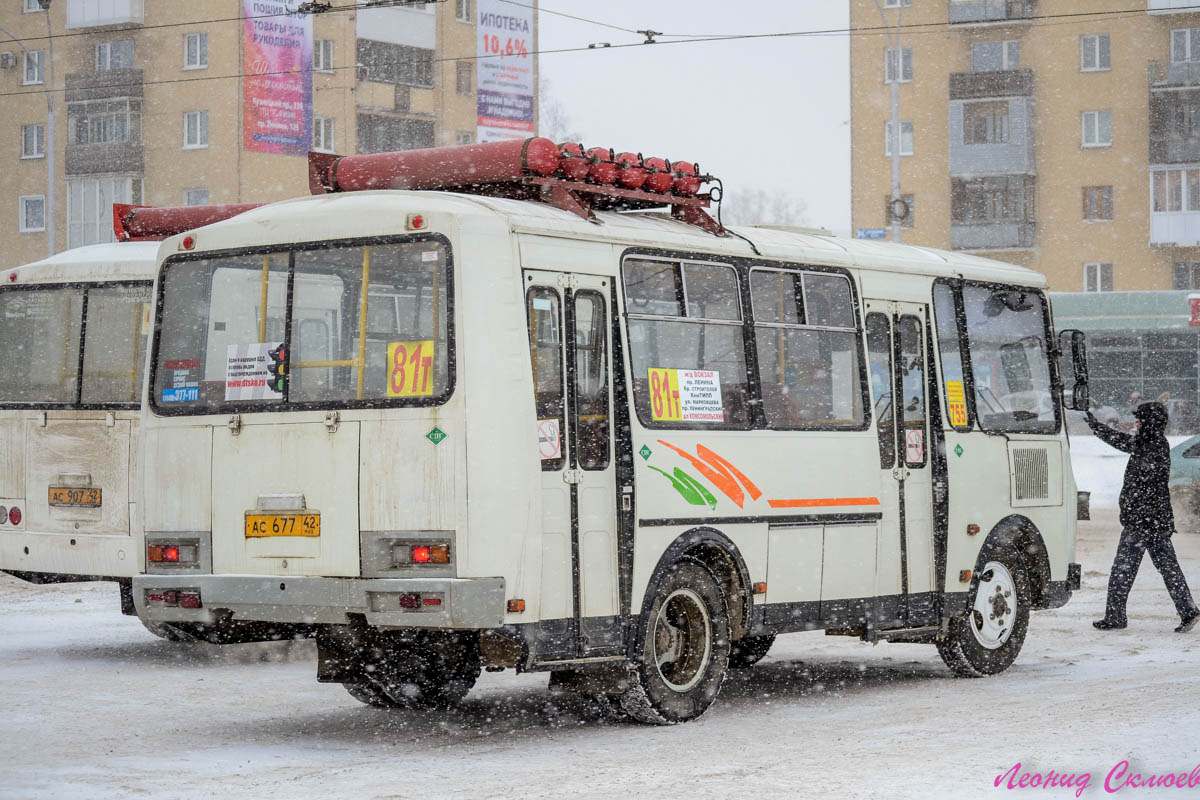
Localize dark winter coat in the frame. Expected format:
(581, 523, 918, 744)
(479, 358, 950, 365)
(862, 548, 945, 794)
(1087, 402, 1175, 536)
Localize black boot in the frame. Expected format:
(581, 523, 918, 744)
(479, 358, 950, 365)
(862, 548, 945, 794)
(1093, 618, 1127, 630)
(1177, 610, 1200, 634)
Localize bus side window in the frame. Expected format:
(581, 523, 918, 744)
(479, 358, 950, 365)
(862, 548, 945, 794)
(933, 282, 970, 430)
(866, 313, 895, 468)
(528, 287, 565, 471)
(574, 291, 609, 470)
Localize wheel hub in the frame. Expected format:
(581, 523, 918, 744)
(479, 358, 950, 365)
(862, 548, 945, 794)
(652, 588, 712, 692)
(969, 560, 1017, 650)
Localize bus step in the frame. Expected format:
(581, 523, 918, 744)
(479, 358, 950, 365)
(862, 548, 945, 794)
(874, 625, 943, 643)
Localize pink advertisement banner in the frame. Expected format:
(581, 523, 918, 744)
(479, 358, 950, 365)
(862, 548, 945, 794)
(242, 0, 312, 155)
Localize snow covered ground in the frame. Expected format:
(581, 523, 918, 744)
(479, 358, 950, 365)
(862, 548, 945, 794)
(2, 446, 1199, 799)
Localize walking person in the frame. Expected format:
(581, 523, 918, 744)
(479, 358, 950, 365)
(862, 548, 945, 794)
(1088, 402, 1200, 633)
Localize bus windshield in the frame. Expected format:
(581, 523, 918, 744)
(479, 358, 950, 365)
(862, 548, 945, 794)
(0, 283, 150, 407)
(961, 284, 1057, 433)
(151, 239, 452, 413)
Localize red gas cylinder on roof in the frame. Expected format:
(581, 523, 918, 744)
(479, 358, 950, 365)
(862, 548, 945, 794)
(586, 147, 618, 185)
(558, 142, 590, 181)
(671, 161, 702, 196)
(614, 152, 648, 190)
(642, 157, 673, 194)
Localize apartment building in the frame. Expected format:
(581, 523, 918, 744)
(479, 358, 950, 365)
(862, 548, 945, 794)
(850, 0, 1200, 293)
(3, 0, 537, 266)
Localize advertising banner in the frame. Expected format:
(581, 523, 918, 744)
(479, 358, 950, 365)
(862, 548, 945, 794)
(242, 0, 312, 154)
(476, 0, 535, 143)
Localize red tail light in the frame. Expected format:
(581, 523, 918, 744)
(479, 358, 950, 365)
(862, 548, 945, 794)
(398, 593, 421, 609)
(180, 591, 202, 609)
(411, 545, 431, 563)
(8, 506, 21, 526)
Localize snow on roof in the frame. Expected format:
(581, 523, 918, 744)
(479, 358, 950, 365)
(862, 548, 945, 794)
(7, 241, 161, 284)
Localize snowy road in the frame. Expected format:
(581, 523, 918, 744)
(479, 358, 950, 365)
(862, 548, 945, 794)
(3, 510, 1199, 800)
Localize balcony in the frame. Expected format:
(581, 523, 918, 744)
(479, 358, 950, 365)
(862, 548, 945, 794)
(949, 95, 1035, 176)
(948, 0, 1034, 25)
(1150, 87, 1200, 164)
(951, 221, 1036, 250)
(1149, 59, 1200, 87)
(949, 68, 1034, 99)
(65, 0, 143, 29)
(65, 140, 143, 176)
(65, 68, 143, 102)
(1148, 0, 1200, 13)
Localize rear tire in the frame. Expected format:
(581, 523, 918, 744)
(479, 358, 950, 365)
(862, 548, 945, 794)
(140, 618, 198, 642)
(937, 546, 1030, 677)
(362, 631, 481, 709)
(728, 634, 775, 669)
(344, 680, 404, 709)
(618, 560, 730, 724)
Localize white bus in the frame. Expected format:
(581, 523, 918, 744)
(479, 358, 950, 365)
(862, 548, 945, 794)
(135, 141, 1087, 723)
(0, 242, 165, 629)
(0, 205, 262, 641)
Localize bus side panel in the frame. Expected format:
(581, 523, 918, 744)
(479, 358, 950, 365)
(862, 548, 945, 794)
(143, 424, 212, 534)
(460, 223, 543, 619)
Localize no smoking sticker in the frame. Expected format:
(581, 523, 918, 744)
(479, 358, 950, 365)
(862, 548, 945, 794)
(537, 418, 561, 460)
(905, 429, 925, 463)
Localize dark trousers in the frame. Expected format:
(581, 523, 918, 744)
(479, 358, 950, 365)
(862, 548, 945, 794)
(1105, 527, 1199, 623)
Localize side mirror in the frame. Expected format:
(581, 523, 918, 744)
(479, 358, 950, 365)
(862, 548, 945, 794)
(1057, 329, 1089, 412)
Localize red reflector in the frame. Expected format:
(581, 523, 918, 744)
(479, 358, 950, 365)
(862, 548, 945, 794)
(411, 545, 431, 563)
(180, 591, 202, 609)
(422, 597, 442, 606)
(148, 593, 164, 602)
(163, 590, 180, 605)
(181, 235, 195, 250)
(398, 593, 420, 609)
(8, 506, 21, 526)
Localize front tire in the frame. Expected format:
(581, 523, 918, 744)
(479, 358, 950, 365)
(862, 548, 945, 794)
(619, 560, 730, 724)
(937, 547, 1030, 677)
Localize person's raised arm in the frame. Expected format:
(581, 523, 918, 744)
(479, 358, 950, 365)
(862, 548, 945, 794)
(1087, 411, 1135, 453)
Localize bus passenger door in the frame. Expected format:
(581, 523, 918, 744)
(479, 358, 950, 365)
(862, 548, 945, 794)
(864, 302, 936, 627)
(525, 271, 620, 661)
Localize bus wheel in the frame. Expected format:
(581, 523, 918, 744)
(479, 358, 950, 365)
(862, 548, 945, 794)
(937, 547, 1030, 677)
(344, 680, 403, 709)
(728, 634, 775, 669)
(140, 618, 198, 642)
(367, 631, 481, 709)
(620, 560, 731, 724)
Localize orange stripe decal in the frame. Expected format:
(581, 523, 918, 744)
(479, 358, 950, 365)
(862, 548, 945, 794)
(657, 440, 746, 507)
(696, 444, 763, 502)
(767, 497, 882, 508)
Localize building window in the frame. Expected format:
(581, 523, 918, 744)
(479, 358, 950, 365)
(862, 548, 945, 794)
(884, 47, 912, 83)
(68, 176, 141, 249)
(71, 104, 141, 145)
(19, 195, 45, 232)
(1152, 168, 1200, 213)
(1084, 262, 1114, 292)
(23, 0, 41, 12)
(971, 40, 1019, 72)
(21, 123, 45, 158)
(456, 130, 473, 145)
(183, 110, 208, 149)
(1172, 28, 1200, 63)
(184, 32, 208, 69)
(357, 39, 434, 89)
(884, 120, 914, 155)
(95, 40, 134, 71)
(357, 113, 435, 153)
(1080, 34, 1110, 71)
(964, 100, 1010, 144)
(456, 62, 473, 95)
(183, 188, 209, 206)
(1082, 110, 1112, 147)
(883, 0, 912, 6)
(23, 49, 44, 85)
(456, 0, 472, 22)
(952, 176, 1034, 223)
(1083, 186, 1113, 220)
(312, 116, 334, 152)
(884, 193, 915, 228)
(314, 39, 334, 72)
(1174, 261, 1200, 290)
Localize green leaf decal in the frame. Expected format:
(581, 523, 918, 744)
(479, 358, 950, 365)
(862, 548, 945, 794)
(648, 465, 717, 509)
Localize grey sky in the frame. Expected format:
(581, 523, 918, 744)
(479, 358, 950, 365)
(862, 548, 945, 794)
(535, 1, 851, 235)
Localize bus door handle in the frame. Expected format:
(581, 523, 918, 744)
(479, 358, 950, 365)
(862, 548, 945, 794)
(892, 467, 909, 482)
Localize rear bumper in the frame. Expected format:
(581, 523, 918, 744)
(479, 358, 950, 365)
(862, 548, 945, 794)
(1, 530, 138, 580)
(133, 574, 506, 630)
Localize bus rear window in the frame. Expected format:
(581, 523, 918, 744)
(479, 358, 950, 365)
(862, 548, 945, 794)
(0, 282, 151, 407)
(152, 239, 452, 413)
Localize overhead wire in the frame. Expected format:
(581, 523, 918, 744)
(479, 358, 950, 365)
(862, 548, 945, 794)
(0, 3, 1188, 100)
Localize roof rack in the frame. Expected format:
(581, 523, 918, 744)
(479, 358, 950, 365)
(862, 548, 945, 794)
(113, 202, 263, 242)
(308, 137, 726, 236)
